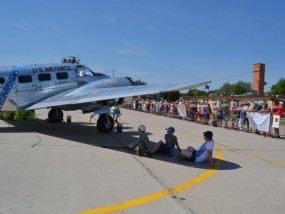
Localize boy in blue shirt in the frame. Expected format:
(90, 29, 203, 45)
(150, 127, 181, 155)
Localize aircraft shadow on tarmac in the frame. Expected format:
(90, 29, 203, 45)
(0, 119, 240, 170)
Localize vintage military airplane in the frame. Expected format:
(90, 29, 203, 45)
(0, 57, 210, 133)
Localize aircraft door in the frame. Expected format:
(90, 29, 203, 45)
(36, 72, 57, 100)
(15, 73, 39, 108)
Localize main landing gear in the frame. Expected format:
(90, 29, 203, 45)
(48, 108, 114, 133)
(97, 114, 114, 133)
(48, 108, 63, 123)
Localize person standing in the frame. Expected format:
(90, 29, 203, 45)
(211, 101, 218, 126)
(238, 102, 246, 131)
(243, 102, 251, 132)
(204, 102, 211, 125)
(271, 102, 283, 138)
(220, 100, 229, 128)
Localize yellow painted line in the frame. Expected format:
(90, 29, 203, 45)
(75, 145, 223, 214)
(216, 142, 285, 167)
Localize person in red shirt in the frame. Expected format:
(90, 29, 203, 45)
(272, 102, 284, 138)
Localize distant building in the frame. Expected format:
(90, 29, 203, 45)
(252, 63, 265, 95)
(245, 89, 257, 96)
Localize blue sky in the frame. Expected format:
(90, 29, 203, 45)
(0, 0, 284, 92)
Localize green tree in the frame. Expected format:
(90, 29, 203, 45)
(214, 81, 251, 96)
(271, 78, 285, 95)
(185, 88, 208, 96)
(232, 81, 251, 95)
(214, 82, 232, 96)
(161, 91, 180, 102)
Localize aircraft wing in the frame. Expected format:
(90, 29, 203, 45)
(26, 81, 210, 110)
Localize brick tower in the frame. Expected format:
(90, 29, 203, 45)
(253, 63, 265, 95)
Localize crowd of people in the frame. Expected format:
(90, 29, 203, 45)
(123, 97, 284, 138)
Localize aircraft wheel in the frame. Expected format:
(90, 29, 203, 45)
(97, 114, 114, 133)
(48, 108, 63, 123)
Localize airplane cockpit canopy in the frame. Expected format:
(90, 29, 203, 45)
(75, 65, 108, 78)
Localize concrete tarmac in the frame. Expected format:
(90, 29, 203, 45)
(0, 109, 285, 214)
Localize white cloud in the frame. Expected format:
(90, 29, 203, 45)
(115, 42, 149, 56)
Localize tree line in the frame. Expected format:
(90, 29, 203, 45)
(126, 76, 285, 102)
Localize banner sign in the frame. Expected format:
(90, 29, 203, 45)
(246, 112, 271, 132)
(272, 115, 281, 128)
(177, 105, 187, 118)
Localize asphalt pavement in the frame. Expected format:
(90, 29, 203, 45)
(0, 109, 284, 214)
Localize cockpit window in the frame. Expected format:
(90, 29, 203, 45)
(76, 65, 107, 78)
(76, 66, 95, 77)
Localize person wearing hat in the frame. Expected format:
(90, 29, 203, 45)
(150, 127, 181, 155)
(179, 131, 215, 166)
(243, 102, 251, 132)
(128, 124, 151, 155)
(237, 102, 246, 131)
(220, 100, 229, 128)
(271, 102, 284, 138)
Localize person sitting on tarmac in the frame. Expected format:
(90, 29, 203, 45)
(178, 131, 215, 167)
(150, 127, 181, 156)
(128, 124, 151, 156)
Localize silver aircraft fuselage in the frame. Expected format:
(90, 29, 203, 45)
(0, 61, 131, 112)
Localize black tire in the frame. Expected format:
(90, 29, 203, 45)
(97, 114, 114, 133)
(48, 108, 63, 123)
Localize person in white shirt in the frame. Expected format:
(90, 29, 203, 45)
(179, 131, 215, 166)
